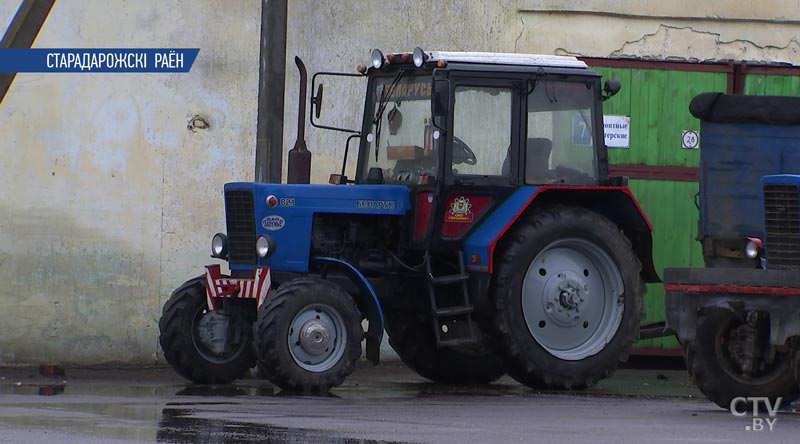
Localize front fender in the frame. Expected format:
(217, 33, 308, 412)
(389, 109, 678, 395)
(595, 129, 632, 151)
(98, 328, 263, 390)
(313, 257, 384, 364)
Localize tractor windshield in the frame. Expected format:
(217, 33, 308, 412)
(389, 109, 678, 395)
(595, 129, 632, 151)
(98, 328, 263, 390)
(361, 72, 439, 184)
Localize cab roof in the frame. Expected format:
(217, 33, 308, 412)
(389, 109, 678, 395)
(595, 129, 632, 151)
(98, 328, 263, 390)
(427, 51, 588, 69)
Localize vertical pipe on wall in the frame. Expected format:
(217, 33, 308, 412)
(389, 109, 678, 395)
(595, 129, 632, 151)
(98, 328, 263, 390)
(255, 0, 288, 183)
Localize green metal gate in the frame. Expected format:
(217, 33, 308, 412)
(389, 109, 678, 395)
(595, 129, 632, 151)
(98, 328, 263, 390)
(743, 67, 800, 96)
(586, 60, 731, 353)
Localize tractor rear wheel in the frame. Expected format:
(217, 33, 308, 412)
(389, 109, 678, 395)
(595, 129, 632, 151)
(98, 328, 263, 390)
(490, 206, 642, 390)
(384, 310, 505, 384)
(253, 277, 362, 393)
(159, 277, 256, 384)
(684, 307, 800, 409)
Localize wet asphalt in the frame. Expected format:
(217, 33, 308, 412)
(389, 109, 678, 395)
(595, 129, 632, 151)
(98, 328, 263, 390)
(0, 358, 798, 444)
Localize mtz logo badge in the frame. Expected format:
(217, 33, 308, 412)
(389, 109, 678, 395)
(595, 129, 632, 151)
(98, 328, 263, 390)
(446, 196, 473, 223)
(261, 215, 285, 231)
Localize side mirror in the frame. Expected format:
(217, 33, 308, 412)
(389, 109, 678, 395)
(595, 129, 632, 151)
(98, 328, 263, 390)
(602, 79, 621, 101)
(432, 79, 448, 117)
(312, 83, 324, 119)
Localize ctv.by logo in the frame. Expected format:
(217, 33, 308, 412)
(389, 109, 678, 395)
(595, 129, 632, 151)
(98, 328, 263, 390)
(730, 397, 781, 431)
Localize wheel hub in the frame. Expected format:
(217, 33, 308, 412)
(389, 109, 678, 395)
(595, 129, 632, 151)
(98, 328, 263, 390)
(194, 309, 246, 361)
(299, 319, 332, 355)
(545, 271, 587, 326)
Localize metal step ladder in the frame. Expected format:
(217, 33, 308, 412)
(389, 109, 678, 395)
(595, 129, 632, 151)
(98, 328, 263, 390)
(426, 251, 478, 347)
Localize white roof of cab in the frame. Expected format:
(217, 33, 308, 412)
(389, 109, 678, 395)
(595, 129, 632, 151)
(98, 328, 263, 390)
(428, 51, 587, 69)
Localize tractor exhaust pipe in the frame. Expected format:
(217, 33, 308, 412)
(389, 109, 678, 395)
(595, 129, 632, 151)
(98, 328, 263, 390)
(287, 56, 311, 184)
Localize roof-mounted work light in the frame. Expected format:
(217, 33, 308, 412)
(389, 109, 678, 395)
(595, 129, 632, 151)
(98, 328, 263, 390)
(371, 49, 385, 69)
(413, 47, 427, 68)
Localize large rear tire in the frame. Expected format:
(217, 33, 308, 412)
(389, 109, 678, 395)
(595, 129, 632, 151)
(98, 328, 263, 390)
(684, 307, 800, 409)
(159, 277, 256, 384)
(490, 206, 643, 390)
(253, 278, 362, 393)
(384, 310, 505, 384)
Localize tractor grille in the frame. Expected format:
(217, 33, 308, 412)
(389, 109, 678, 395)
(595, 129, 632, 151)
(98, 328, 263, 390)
(764, 184, 800, 270)
(224, 189, 257, 265)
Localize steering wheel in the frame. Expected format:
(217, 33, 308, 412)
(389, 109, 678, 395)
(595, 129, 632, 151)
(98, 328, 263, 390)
(452, 136, 477, 165)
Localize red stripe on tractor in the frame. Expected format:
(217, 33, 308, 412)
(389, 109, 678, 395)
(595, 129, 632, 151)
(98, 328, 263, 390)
(664, 283, 800, 296)
(486, 185, 652, 273)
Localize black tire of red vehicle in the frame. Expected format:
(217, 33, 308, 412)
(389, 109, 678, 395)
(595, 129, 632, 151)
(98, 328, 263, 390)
(683, 307, 800, 409)
(253, 277, 363, 393)
(490, 206, 643, 390)
(159, 277, 256, 384)
(384, 310, 505, 384)
(795, 348, 800, 388)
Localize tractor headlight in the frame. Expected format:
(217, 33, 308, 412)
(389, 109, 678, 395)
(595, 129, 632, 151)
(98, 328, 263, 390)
(412, 47, 427, 68)
(745, 240, 760, 259)
(256, 235, 276, 259)
(371, 49, 384, 69)
(211, 233, 227, 258)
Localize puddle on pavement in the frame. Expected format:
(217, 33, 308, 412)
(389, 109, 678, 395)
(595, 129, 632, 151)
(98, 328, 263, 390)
(0, 383, 67, 396)
(157, 408, 414, 444)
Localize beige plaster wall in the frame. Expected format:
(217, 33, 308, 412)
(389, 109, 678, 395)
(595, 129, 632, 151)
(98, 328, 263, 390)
(0, 0, 259, 365)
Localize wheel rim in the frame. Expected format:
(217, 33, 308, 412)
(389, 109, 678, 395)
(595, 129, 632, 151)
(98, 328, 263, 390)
(191, 308, 249, 365)
(714, 315, 793, 384)
(287, 304, 347, 372)
(521, 238, 625, 361)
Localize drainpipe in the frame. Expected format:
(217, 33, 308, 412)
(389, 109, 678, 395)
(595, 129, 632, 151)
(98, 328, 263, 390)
(254, 0, 287, 183)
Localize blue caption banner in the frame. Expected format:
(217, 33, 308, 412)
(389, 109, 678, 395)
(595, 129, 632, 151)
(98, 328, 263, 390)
(0, 48, 200, 73)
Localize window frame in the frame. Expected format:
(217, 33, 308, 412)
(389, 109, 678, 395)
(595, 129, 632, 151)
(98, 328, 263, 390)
(523, 78, 603, 186)
(444, 75, 523, 187)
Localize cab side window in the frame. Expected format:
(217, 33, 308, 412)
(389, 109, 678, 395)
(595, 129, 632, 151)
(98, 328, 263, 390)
(525, 81, 598, 185)
(451, 86, 513, 176)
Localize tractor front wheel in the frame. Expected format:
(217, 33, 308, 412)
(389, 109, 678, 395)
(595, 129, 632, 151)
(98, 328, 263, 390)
(254, 278, 363, 393)
(491, 206, 643, 390)
(684, 308, 800, 409)
(159, 277, 256, 384)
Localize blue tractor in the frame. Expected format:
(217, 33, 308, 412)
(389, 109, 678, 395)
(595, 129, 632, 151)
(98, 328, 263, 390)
(159, 48, 659, 392)
(666, 93, 800, 409)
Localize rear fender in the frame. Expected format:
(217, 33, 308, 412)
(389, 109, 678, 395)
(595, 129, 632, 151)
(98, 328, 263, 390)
(465, 186, 659, 282)
(313, 257, 383, 364)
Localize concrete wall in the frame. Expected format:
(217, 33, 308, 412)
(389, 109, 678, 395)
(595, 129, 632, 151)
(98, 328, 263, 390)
(516, 1, 800, 63)
(2, 0, 800, 366)
(0, 0, 260, 365)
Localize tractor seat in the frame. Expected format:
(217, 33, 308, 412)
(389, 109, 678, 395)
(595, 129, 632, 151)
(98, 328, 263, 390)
(525, 138, 553, 183)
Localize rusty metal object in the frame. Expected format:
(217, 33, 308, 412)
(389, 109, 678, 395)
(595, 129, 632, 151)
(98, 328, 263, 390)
(727, 311, 767, 377)
(287, 56, 311, 184)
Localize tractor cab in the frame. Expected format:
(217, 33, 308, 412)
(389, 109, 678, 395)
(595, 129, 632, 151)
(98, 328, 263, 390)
(317, 49, 622, 250)
(350, 50, 608, 188)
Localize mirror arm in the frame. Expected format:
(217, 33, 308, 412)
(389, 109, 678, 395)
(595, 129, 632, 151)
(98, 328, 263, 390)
(342, 134, 360, 177)
(310, 71, 363, 134)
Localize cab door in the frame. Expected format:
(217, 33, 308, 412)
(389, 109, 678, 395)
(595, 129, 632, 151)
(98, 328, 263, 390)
(433, 75, 524, 249)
